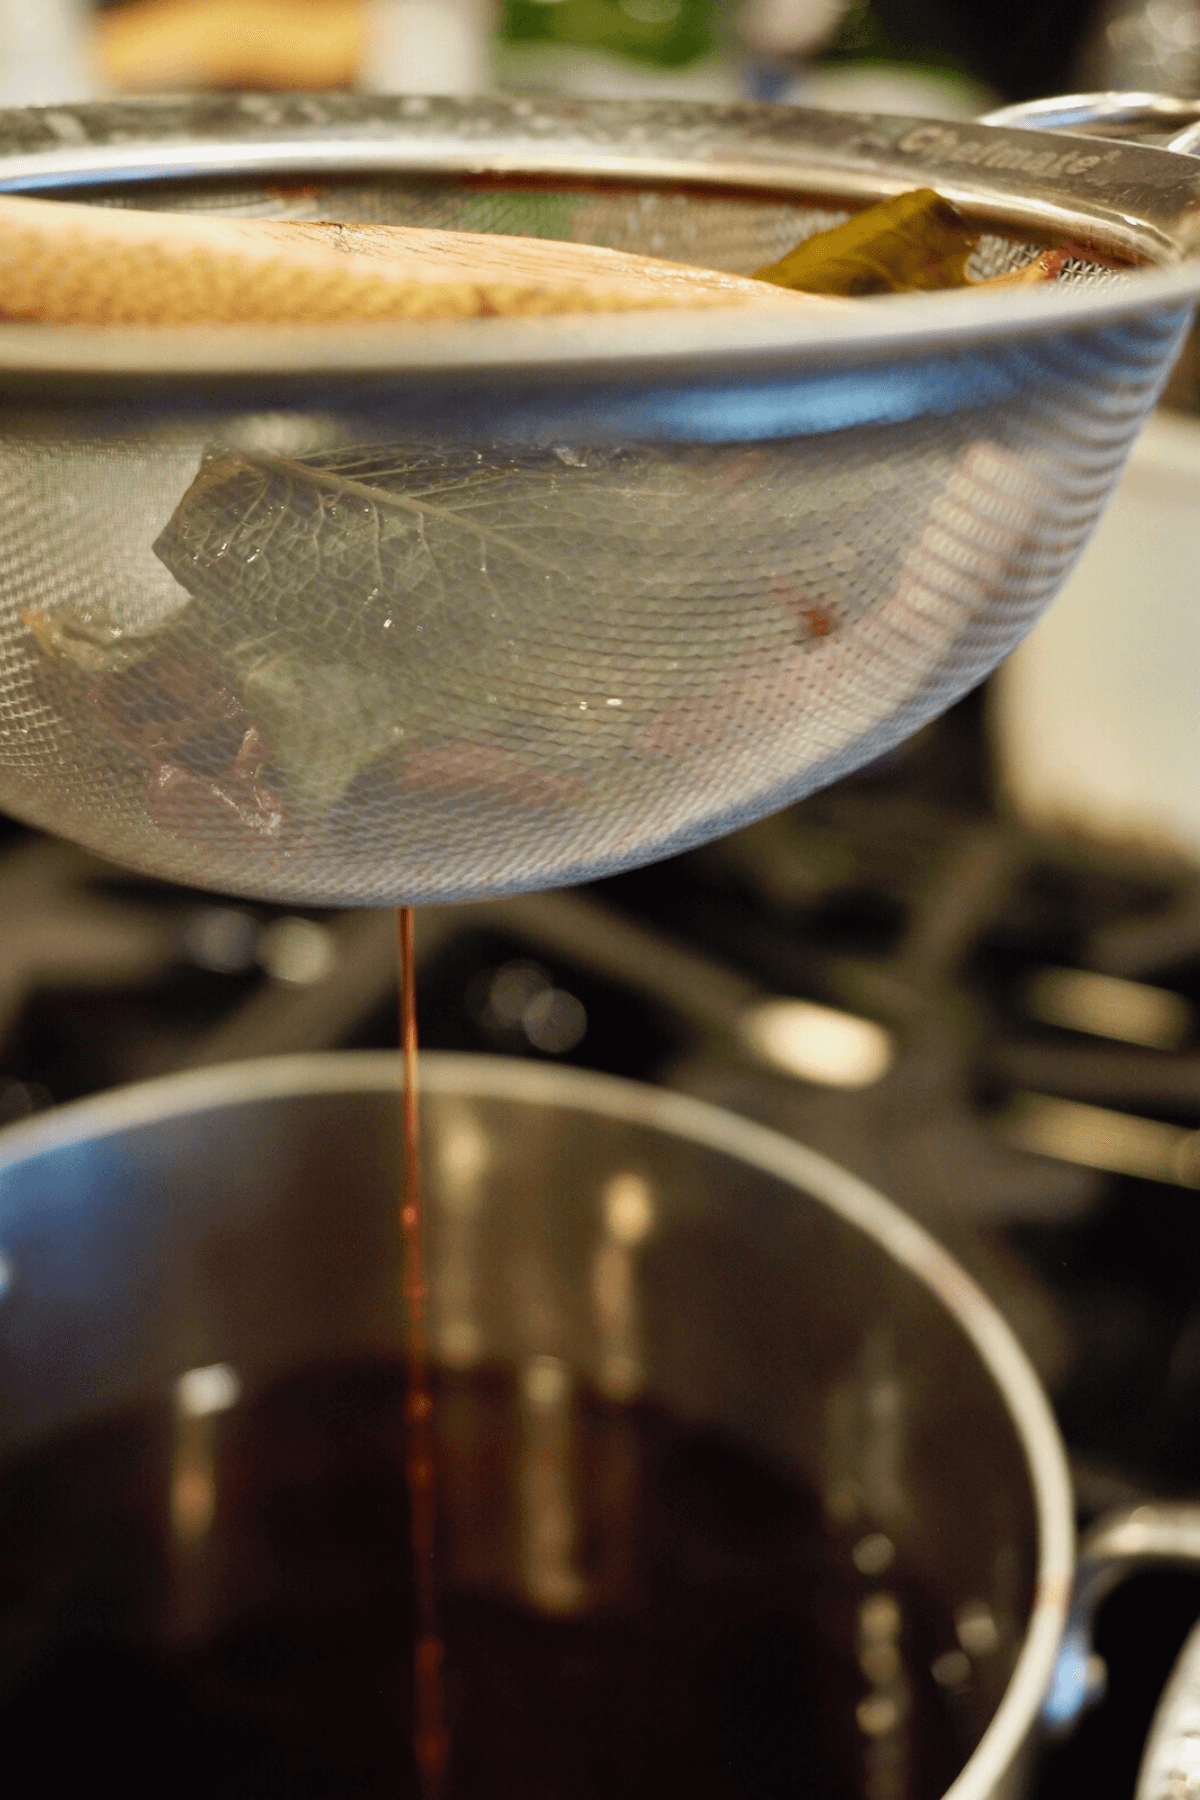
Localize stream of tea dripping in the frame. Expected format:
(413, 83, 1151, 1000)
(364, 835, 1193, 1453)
(398, 905, 448, 1798)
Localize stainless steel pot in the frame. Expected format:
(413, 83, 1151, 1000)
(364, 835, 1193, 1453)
(0, 1050, 1193, 1798)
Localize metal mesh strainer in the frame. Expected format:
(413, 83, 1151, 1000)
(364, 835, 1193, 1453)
(1, 92, 1199, 906)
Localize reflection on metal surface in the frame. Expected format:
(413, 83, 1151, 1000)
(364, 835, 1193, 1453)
(171, 1431, 216, 1545)
(1042, 1624, 1110, 1734)
(603, 1170, 656, 1246)
(483, 960, 589, 1056)
(519, 1353, 584, 1614)
(522, 987, 588, 1055)
(171, 1363, 240, 1547)
(857, 1590, 910, 1800)
(512, 1245, 564, 1358)
(824, 1393, 861, 1525)
(1025, 967, 1192, 1051)
(0, 1251, 10, 1301)
(487, 961, 550, 1028)
(259, 917, 337, 987)
(592, 1243, 641, 1397)
(184, 905, 258, 974)
(853, 1531, 896, 1576)
(956, 1599, 1001, 1657)
(858, 1691, 901, 1736)
(822, 1332, 909, 1533)
(931, 1649, 971, 1689)
(1134, 1611, 1200, 1800)
(863, 1345, 908, 1530)
(862, 1640, 901, 1684)
(176, 1362, 241, 1419)
(739, 996, 892, 1089)
(592, 1171, 655, 1400)
(1001, 1092, 1200, 1188)
(433, 1106, 488, 1369)
(1045, 1500, 1200, 1736)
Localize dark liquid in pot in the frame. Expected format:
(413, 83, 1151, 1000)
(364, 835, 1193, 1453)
(397, 905, 448, 1797)
(0, 1363, 969, 1799)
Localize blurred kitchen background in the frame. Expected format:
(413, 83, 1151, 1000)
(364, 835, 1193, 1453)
(5, 2, 1200, 1794)
(0, 0, 1135, 111)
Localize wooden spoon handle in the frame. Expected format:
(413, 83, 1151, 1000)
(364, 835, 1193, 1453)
(0, 191, 836, 325)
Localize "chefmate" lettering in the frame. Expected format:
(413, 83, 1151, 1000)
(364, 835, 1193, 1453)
(894, 124, 1116, 180)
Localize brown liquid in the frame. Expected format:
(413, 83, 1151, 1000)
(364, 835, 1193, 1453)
(0, 922, 984, 1796)
(0, 1365, 971, 1798)
(398, 904, 448, 1796)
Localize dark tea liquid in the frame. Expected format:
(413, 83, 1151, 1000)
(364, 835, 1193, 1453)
(0, 1363, 970, 1799)
(397, 904, 448, 1797)
(0, 916, 981, 1798)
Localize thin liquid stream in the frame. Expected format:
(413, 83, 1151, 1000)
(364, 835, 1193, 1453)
(398, 904, 448, 1797)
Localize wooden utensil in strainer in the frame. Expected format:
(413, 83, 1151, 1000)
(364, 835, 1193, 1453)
(0, 191, 836, 326)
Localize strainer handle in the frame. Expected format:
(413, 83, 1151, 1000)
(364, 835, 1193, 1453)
(981, 90, 1200, 154)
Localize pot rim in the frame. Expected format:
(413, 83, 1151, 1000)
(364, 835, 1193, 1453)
(0, 1047, 1075, 1800)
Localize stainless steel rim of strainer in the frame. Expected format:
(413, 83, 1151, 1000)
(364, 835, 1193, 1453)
(0, 92, 1194, 381)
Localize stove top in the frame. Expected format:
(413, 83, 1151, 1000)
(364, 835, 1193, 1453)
(3, 681, 1200, 1796)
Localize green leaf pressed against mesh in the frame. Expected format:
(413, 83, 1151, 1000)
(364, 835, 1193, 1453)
(754, 189, 979, 296)
(150, 444, 695, 818)
(149, 438, 889, 823)
(229, 648, 405, 819)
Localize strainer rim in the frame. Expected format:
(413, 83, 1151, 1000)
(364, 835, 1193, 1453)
(0, 91, 1194, 381)
(0, 259, 1194, 384)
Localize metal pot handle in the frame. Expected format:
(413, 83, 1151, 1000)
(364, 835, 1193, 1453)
(1042, 1502, 1200, 1734)
(981, 90, 1200, 152)
(1137, 1612, 1200, 1800)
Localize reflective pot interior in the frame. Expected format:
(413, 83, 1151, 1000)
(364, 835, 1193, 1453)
(0, 1053, 1062, 1798)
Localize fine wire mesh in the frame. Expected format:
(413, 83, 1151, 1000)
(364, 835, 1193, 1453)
(0, 173, 1190, 906)
(81, 175, 851, 275)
